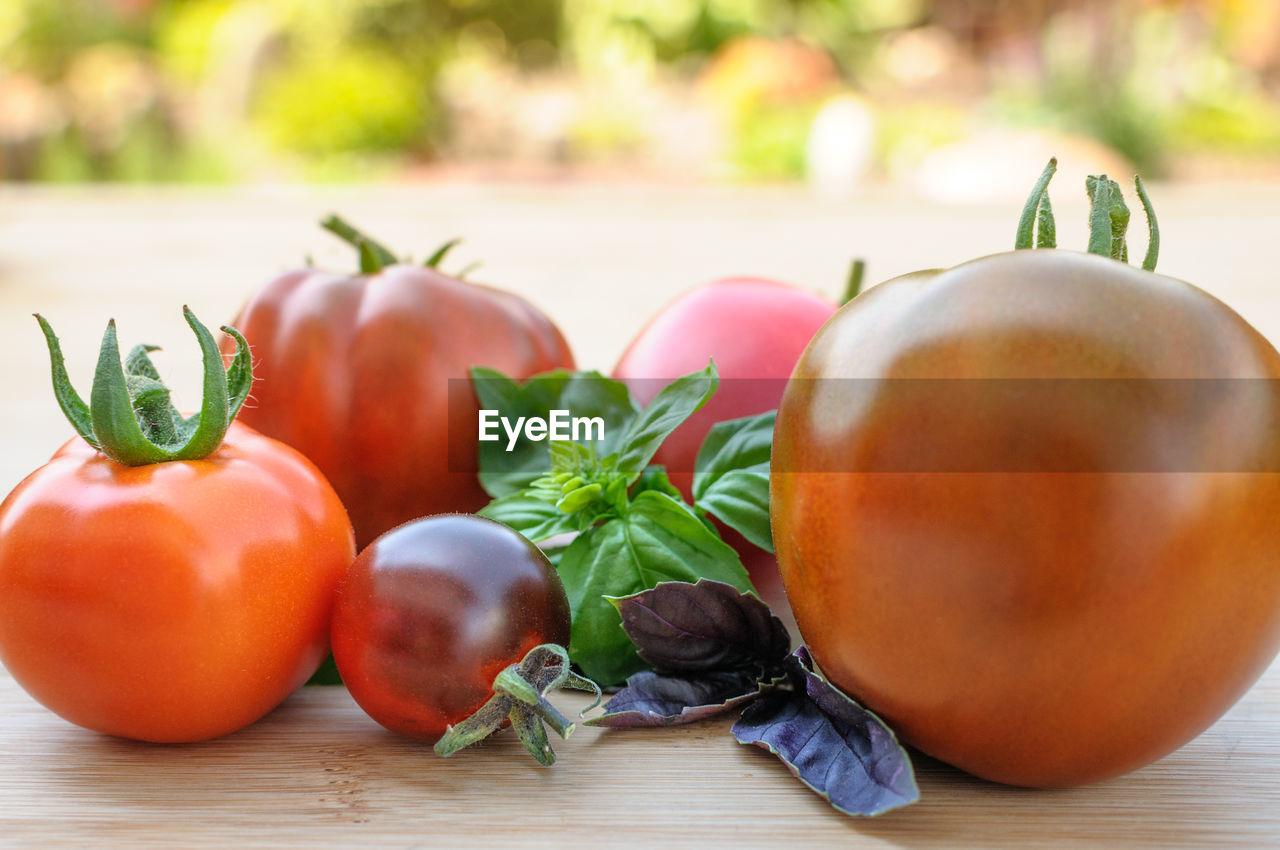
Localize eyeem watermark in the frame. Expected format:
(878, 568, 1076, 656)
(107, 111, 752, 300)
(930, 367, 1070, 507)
(454, 377, 1280, 473)
(479, 409, 606, 452)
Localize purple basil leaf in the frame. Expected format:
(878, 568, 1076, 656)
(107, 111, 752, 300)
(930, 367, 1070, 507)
(731, 647, 919, 817)
(586, 669, 769, 728)
(609, 578, 790, 674)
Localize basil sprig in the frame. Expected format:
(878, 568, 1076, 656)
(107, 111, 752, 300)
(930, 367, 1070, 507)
(473, 362, 774, 685)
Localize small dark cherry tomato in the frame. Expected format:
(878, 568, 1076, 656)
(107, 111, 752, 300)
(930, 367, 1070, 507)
(331, 514, 571, 742)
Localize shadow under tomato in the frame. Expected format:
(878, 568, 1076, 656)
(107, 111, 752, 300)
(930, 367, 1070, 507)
(837, 737, 1270, 848)
(34, 686, 602, 820)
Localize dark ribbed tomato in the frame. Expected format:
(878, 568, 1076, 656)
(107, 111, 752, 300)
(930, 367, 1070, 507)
(224, 220, 574, 547)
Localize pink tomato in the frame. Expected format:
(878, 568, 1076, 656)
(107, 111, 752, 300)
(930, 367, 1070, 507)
(613, 276, 839, 591)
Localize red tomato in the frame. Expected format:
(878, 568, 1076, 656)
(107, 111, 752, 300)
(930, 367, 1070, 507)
(772, 249, 1280, 786)
(614, 277, 836, 588)
(226, 252, 574, 548)
(0, 422, 355, 743)
(331, 513, 571, 741)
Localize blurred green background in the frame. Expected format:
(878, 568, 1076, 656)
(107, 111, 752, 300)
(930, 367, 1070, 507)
(1, 0, 1278, 189)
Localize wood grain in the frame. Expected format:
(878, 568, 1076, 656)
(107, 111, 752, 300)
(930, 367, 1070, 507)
(1, 184, 1278, 847)
(0, 665, 1277, 848)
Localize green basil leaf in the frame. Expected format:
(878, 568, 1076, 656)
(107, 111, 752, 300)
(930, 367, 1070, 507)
(477, 492, 582, 543)
(692, 410, 775, 500)
(632, 465, 720, 535)
(613, 361, 718, 481)
(696, 465, 772, 552)
(471, 367, 638, 498)
(692, 411, 776, 552)
(631, 465, 683, 501)
(558, 490, 753, 686)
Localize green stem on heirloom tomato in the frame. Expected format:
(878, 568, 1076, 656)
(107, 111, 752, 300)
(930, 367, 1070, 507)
(1014, 157, 1160, 271)
(319, 214, 464, 274)
(319, 214, 400, 274)
(423, 237, 463, 270)
(1014, 157, 1058, 251)
(842, 258, 866, 304)
(35, 307, 252, 466)
(1134, 176, 1160, 272)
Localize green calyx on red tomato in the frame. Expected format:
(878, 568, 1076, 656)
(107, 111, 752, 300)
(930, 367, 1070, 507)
(1, 309, 355, 743)
(318, 214, 462, 275)
(772, 162, 1280, 788)
(36, 306, 252, 465)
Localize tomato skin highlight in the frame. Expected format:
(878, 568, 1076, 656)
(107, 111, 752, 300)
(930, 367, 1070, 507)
(226, 265, 575, 548)
(0, 422, 356, 743)
(772, 250, 1280, 787)
(331, 514, 571, 742)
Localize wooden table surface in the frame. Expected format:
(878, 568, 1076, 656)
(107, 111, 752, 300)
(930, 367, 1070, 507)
(1, 181, 1279, 847)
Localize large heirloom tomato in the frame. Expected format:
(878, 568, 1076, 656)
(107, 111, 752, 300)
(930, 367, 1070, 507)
(771, 164, 1280, 787)
(0, 311, 355, 743)
(225, 218, 575, 547)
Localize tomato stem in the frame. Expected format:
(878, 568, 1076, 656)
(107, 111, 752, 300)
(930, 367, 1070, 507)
(1135, 175, 1160, 271)
(433, 644, 601, 766)
(36, 308, 253, 466)
(320, 214, 400, 274)
(1016, 159, 1160, 272)
(529, 700, 576, 740)
(1015, 158, 1058, 250)
(424, 237, 462, 269)
(433, 694, 511, 757)
(511, 704, 557, 765)
(842, 259, 866, 304)
(494, 665, 541, 705)
(36, 314, 101, 452)
(1035, 192, 1056, 248)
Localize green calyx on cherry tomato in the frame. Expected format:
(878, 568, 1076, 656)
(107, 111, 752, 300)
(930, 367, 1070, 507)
(331, 514, 599, 765)
(434, 643, 600, 766)
(0, 310, 355, 743)
(773, 162, 1280, 787)
(224, 216, 575, 549)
